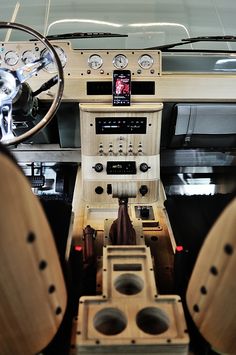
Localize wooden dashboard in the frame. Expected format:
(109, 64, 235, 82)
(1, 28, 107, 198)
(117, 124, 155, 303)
(1, 41, 236, 102)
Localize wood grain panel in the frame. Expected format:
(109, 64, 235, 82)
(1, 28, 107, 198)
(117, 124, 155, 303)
(187, 198, 236, 354)
(0, 155, 67, 355)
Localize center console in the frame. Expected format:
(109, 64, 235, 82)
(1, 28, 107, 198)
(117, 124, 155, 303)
(70, 101, 189, 353)
(80, 103, 162, 204)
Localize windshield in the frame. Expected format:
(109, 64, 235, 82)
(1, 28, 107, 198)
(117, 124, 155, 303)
(2, 0, 236, 50)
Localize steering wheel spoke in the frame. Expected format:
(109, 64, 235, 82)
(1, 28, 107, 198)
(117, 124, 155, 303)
(13, 55, 52, 84)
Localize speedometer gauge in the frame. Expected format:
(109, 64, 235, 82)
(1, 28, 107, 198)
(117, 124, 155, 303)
(138, 54, 154, 69)
(41, 45, 67, 73)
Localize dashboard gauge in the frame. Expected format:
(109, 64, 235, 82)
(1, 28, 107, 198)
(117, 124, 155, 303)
(138, 54, 154, 69)
(41, 45, 67, 73)
(21, 50, 37, 64)
(113, 54, 128, 69)
(88, 54, 103, 70)
(4, 50, 19, 66)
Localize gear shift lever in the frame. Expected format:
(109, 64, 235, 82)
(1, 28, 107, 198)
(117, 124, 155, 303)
(109, 197, 136, 245)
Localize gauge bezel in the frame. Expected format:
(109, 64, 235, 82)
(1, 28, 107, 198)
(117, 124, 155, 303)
(4, 50, 19, 66)
(41, 45, 67, 73)
(21, 50, 37, 64)
(138, 54, 154, 69)
(88, 54, 103, 70)
(113, 54, 128, 69)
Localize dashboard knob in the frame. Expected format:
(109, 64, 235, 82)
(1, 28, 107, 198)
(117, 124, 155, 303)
(139, 163, 150, 172)
(93, 163, 103, 173)
(139, 185, 148, 196)
(95, 186, 104, 194)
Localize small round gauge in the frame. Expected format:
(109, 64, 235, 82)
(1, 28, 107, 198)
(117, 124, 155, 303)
(88, 54, 103, 70)
(4, 50, 19, 66)
(21, 50, 37, 64)
(113, 54, 128, 69)
(138, 54, 154, 69)
(41, 45, 67, 73)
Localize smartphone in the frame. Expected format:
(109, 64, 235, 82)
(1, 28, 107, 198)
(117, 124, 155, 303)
(112, 70, 131, 106)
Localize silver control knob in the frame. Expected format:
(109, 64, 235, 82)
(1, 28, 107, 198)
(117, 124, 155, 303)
(93, 163, 104, 172)
(139, 163, 150, 172)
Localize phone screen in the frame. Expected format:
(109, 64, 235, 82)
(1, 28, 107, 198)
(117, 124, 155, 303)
(112, 70, 131, 106)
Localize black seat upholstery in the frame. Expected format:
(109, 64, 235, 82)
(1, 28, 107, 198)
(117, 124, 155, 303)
(164, 193, 235, 291)
(164, 193, 236, 353)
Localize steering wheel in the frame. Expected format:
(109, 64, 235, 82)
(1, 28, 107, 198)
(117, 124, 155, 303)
(0, 22, 64, 146)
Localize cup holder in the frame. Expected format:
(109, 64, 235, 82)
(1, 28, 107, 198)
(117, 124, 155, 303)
(136, 307, 170, 335)
(114, 273, 144, 295)
(93, 307, 127, 335)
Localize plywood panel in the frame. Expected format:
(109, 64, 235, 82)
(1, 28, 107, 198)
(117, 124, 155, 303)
(0, 155, 67, 355)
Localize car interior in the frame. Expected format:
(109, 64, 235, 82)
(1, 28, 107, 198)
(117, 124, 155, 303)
(0, 1, 236, 354)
